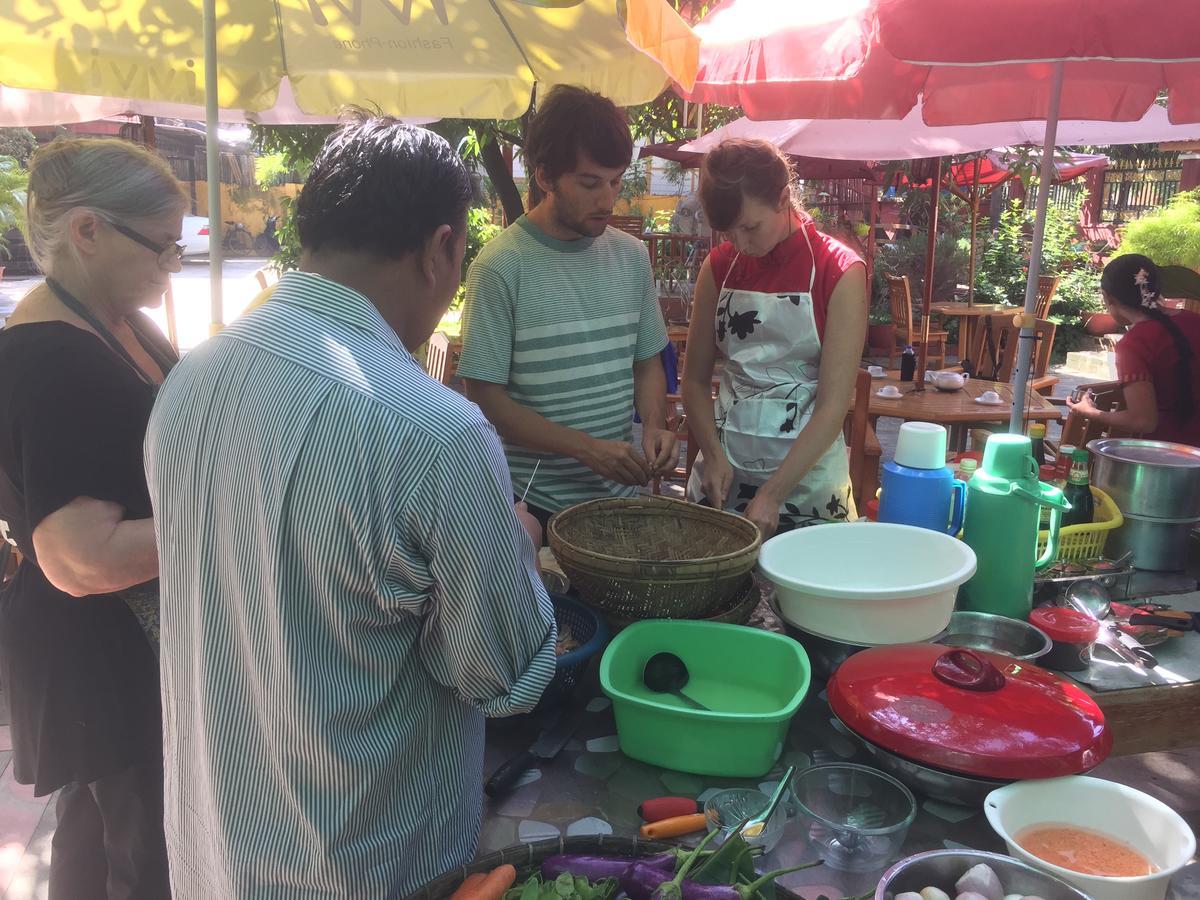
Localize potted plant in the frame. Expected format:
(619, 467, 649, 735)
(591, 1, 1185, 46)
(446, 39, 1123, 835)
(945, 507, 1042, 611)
(866, 272, 895, 355)
(0, 155, 28, 279)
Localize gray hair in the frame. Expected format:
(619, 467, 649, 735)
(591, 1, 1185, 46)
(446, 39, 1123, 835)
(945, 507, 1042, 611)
(25, 137, 188, 275)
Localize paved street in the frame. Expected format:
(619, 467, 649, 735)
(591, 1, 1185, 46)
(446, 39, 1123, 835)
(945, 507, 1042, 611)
(0, 257, 270, 352)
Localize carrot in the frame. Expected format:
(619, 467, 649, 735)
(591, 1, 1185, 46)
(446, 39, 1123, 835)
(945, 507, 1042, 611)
(451, 872, 487, 899)
(454, 865, 517, 900)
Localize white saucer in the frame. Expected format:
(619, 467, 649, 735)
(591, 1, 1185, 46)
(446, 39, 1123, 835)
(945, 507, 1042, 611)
(869, 372, 888, 379)
(974, 396, 1005, 405)
(876, 390, 903, 399)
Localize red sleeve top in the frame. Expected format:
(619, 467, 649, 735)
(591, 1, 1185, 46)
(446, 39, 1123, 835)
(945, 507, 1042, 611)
(707, 218, 864, 341)
(1115, 309, 1200, 446)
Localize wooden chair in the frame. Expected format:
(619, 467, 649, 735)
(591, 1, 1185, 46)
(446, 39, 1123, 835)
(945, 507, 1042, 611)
(607, 215, 645, 237)
(1035, 274, 1061, 319)
(966, 316, 1059, 395)
(885, 274, 948, 370)
(1046, 380, 1139, 461)
(254, 265, 281, 291)
(424, 332, 462, 388)
(652, 393, 698, 495)
(845, 370, 882, 510)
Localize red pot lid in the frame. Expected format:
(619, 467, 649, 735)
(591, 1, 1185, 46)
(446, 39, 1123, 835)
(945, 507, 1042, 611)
(827, 644, 1112, 781)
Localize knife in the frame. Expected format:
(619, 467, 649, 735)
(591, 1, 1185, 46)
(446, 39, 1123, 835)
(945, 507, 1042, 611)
(1110, 625, 1158, 668)
(485, 706, 586, 798)
(1094, 621, 1157, 668)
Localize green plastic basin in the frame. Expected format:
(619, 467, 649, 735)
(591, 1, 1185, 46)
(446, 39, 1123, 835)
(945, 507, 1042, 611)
(599, 620, 811, 777)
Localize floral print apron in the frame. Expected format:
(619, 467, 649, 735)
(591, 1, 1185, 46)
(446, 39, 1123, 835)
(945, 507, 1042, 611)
(687, 226, 856, 530)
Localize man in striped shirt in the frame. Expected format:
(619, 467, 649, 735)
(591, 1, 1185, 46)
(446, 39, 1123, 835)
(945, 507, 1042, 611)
(459, 86, 676, 525)
(145, 118, 556, 897)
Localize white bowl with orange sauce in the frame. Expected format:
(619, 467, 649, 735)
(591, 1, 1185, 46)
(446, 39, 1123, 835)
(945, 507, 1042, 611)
(985, 775, 1196, 900)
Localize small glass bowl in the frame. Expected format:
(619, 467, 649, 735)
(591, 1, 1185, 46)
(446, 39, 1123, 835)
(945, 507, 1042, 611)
(703, 788, 789, 853)
(791, 763, 916, 873)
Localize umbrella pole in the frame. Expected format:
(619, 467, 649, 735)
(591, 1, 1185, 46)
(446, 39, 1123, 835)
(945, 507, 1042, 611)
(1008, 62, 1065, 433)
(866, 189, 877, 287)
(967, 157, 981, 307)
(204, 0, 223, 337)
(916, 156, 943, 388)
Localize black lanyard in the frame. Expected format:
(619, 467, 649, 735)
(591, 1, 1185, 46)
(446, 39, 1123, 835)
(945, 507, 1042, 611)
(45, 278, 176, 387)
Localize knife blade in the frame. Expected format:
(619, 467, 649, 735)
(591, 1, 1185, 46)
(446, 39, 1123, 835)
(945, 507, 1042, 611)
(1110, 624, 1158, 668)
(485, 705, 586, 798)
(1094, 621, 1156, 668)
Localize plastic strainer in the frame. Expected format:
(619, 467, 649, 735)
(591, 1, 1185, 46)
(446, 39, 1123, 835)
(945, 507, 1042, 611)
(791, 763, 916, 872)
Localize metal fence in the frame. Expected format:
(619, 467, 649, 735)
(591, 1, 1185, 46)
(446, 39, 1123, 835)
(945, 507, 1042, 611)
(1099, 154, 1182, 222)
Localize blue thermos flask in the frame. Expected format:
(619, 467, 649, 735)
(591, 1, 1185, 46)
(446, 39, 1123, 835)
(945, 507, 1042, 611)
(877, 422, 966, 535)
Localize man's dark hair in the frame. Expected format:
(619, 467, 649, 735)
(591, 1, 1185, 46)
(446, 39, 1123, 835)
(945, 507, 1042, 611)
(295, 113, 472, 258)
(523, 85, 633, 185)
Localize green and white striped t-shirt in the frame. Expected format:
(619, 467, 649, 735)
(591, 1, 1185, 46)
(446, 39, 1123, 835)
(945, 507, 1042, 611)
(459, 216, 668, 513)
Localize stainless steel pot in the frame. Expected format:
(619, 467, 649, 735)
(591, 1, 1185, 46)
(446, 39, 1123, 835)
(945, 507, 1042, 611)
(876, 849, 1092, 900)
(1088, 438, 1200, 520)
(831, 714, 1010, 806)
(1105, 513, 1197, 572)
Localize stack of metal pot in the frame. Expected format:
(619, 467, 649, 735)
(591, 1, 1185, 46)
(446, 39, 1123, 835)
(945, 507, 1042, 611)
(1088, 438, 1200, 571)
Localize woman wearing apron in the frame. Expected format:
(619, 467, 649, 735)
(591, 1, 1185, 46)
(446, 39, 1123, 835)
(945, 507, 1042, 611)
(683, 140, 868, 538)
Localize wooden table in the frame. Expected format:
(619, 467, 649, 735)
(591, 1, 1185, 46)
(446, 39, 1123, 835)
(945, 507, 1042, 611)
(849, 375, 1061, 448)
(929, 301, 1019, 363)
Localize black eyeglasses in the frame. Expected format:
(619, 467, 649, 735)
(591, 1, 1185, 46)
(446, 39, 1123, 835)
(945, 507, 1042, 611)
(109, 221, 186, 267)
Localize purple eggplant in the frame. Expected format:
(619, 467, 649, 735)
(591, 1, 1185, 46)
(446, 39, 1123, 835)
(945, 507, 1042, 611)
(541, 854, 675, 881)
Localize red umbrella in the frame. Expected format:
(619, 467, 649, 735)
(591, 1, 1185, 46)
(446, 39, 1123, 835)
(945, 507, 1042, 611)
(681, 0, 1200, 125)
(676, 0, 1200, 429)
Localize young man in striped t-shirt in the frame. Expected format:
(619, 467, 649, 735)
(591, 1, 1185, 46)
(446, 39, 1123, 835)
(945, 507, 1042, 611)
(460, 86, 676, 526)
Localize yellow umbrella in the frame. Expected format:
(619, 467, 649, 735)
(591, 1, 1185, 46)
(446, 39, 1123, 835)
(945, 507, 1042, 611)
(0, 0, 696, 329)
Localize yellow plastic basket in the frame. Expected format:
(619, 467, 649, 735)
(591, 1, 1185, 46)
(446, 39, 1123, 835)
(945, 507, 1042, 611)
(1036, 486, 1124, 562)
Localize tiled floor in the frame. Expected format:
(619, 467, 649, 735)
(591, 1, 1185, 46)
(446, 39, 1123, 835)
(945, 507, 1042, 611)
(0, 692, 53, 900)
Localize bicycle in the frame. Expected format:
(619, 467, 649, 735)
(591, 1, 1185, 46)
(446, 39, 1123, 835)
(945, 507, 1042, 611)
(223, 220, 254, 257)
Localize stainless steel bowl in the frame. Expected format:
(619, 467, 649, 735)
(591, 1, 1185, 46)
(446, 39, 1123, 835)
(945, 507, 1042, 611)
(876, 849, 1093, 900)
(778, 622, 869, 681)
(935, 611, 1052, 662)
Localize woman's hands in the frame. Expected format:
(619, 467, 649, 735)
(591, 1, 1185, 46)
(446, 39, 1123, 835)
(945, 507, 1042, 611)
(700, 453, 734, 510)
(743, 485, 784, 540)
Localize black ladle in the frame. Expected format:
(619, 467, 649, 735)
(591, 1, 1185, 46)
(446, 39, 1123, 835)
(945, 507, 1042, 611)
(643, 652, 710, 711)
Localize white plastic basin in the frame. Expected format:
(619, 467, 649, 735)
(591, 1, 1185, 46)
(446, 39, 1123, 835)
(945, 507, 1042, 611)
(758, 522, 976, 645)
(986, 776, 1196, 900)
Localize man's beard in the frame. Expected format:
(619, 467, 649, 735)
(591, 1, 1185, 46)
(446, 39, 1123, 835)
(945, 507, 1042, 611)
(554, 203, 608, 238)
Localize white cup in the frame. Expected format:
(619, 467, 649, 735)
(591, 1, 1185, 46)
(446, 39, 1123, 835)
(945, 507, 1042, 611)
(980, 390, 1001, 403)
(879, 385, 902, 398)
(895, 422, 949, 470)
(868, 365, 885, 377)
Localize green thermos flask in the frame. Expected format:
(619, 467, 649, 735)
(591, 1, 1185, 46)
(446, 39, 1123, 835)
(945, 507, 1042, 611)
(958, 434, 1070, 620)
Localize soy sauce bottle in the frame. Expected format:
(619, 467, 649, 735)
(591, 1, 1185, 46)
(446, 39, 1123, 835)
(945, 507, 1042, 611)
(1028, 422, 1047, 469)
(900, 346, 916, 382)
(1062, 448, 1095, 527)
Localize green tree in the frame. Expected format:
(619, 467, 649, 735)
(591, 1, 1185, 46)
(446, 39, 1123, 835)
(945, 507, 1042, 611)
(974, 193, 1102, 361)
(0, 129, 37, 166)
(1114, 188, 1200, 270)
(0, 155, 29, 261)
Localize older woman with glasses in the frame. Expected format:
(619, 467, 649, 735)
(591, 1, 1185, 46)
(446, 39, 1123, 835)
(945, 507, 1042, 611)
(0, 137, 182, 898)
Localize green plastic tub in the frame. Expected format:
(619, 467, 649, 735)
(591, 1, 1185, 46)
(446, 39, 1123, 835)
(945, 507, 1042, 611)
(599, 620, 811, 777)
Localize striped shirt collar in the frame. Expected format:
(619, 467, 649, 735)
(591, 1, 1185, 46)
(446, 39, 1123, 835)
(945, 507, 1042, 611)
(271, 269, 413, 362)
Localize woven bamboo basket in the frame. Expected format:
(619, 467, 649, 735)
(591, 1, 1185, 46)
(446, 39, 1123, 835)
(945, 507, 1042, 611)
(548, 496, 761, 621)
(602, 574, 760, 631)
(406, 835, 807, 900)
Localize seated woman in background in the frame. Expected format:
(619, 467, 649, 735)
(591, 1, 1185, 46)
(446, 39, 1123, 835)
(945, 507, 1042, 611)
(1068, 253, 1200, 446)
